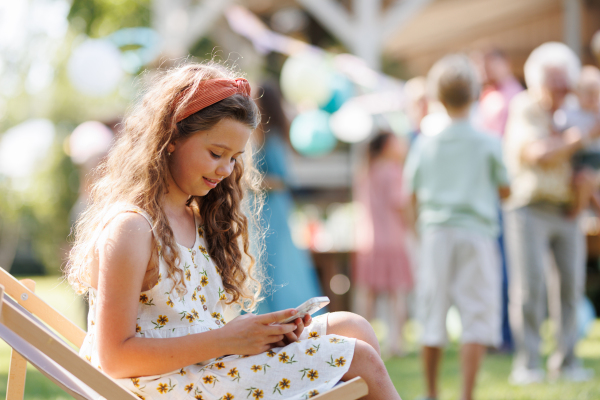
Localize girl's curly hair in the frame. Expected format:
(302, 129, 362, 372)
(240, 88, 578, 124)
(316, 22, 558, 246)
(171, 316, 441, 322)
(66, 61, 265, 311)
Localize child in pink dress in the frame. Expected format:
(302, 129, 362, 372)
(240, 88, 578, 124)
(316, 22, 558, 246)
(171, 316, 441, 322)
(354, 132, 414, 357)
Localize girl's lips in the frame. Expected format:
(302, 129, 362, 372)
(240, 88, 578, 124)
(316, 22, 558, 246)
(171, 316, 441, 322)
(203, 177, 219, 188)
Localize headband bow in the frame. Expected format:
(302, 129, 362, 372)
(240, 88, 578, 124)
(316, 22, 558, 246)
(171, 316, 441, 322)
(175, 78, 251, 123)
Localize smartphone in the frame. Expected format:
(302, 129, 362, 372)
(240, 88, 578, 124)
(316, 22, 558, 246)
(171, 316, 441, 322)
(277, 296, 330, 324)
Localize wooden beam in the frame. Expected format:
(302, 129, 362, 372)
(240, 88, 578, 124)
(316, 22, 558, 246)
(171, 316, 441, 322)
(384, 0, 560, 57)
(0, 267, 86, 348)
(296, 0, 356, 51)
(312, 377, 368, 399)
(6, 279, 35, 400)
(382, 0, 434, 40)
(0, 296, 137, 399)
(185, 0, 237, 50)
(563, 0, 582, 58)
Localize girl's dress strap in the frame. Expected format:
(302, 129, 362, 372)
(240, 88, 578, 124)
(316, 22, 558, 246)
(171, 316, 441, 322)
(100, 203, 157, 239)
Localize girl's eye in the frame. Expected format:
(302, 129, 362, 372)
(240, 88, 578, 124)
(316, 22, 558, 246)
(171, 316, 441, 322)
(210, 151, 222, 159)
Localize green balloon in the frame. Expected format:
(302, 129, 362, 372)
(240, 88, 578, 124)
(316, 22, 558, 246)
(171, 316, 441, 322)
(290, 110, 337, 157)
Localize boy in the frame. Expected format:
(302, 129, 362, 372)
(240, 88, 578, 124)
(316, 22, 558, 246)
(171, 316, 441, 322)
(404, 54, 510, 400)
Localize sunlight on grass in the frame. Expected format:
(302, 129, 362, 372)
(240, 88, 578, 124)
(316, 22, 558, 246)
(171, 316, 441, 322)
(383, 319, 600, 400)
(0, 275, 599, 399)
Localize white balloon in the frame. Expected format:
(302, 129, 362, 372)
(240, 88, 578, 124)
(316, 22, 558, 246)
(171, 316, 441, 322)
(0, 119, 55, 179)
(420, 112, 451, 137)
(280, 52, 333, 107)
(67, 39, 123, 97)
(329, 103, 373, 143)
(69, 121, 114, 165)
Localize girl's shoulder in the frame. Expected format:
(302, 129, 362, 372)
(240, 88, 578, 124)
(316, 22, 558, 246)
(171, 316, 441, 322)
(98, 211, 153, 251)
(97, 204, 155, 251)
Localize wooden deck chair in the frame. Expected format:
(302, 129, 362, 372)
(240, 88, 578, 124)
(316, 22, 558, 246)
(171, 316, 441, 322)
(0, 269, 368, 400)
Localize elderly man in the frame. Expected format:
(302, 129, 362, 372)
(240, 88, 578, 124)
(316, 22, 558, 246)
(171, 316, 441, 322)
(504, 42, 599, 384)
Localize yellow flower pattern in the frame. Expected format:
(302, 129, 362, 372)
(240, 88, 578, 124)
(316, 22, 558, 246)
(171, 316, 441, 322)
(79, 205, 354, 400)
(198, 245, 210, 261)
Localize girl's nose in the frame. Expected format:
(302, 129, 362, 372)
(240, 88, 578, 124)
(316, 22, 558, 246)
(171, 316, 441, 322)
(216, 161, 234, 178)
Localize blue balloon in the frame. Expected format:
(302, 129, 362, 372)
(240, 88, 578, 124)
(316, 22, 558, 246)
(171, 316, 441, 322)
(108, 28, 161, 74)
(321, 75, 355, 114)
(290, 110, 337, 157)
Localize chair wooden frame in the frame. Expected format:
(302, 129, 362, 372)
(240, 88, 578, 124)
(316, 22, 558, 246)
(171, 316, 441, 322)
(0, 268, 368, 399)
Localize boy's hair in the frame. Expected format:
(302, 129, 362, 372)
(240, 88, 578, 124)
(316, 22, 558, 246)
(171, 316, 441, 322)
(66, 61, 265, 311)
(427, 54, 480, 109)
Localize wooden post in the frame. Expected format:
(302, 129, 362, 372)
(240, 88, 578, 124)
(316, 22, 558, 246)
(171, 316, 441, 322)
(563, 0, 582, 58)
(6, 279, 35, 400)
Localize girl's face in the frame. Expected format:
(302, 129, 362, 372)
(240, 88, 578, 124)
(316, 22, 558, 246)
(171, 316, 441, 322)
(168, 118, 252, 197)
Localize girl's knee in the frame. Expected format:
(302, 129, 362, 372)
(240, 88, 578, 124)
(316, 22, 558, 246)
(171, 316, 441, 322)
(344, 339, 386, 380)
(327, 311, 379, 353)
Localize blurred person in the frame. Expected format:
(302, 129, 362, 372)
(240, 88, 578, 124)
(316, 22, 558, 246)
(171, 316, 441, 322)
(503, 42, 600, 384)
(479, 48, 524, 353)
(479, 49, 524, 137)
(253, 81, 324, 315)
(353, 131, 413, 357)
(404, 77, 429, 145)
(404, 54, 510, 400)
(563, 65, 600, 215)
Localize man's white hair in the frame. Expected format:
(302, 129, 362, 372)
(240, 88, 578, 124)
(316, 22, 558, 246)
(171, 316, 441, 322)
(524, 42, 581, 91)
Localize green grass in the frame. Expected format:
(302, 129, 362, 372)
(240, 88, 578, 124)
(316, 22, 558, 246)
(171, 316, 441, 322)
(1, 276, 599, 399)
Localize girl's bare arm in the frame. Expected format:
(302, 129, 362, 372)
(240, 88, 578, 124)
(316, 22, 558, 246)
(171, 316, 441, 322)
(94, 213, 297, 378)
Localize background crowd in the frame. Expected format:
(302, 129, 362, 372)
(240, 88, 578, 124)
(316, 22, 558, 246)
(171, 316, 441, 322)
(2, 1, 600, 399)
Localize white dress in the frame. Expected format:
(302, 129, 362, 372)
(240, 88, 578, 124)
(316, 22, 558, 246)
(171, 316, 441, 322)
(79, 205, 356, 400)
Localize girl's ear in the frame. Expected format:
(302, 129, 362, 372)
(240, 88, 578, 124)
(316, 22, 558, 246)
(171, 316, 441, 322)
(167, 141, 176, 153)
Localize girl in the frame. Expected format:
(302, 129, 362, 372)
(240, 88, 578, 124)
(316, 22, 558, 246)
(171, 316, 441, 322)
(354, 132, 414, 357)
(66, 62, 401, 400)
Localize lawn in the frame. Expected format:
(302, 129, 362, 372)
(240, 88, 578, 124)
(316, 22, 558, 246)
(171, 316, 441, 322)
(1, 275, 599, 399)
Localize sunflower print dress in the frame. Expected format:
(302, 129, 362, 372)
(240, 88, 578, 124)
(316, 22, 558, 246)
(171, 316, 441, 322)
(79, 205, 356, 400)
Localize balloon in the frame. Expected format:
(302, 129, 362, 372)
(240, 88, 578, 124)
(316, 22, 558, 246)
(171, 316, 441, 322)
(280, 52, 333, 107)
(109, 27, 162, 74)
(290, 110, 337, 157)
(420, 112, 451, 136)
(69, 121, 114, 165)
(329, 103, 373, 143)
(67, 39, 123, 97)
(0, 119, 55, 180)
(322, 74, 355, 114)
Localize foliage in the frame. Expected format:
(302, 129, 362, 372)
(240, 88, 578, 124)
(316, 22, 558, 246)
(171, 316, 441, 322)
(67, 0, 151, 38)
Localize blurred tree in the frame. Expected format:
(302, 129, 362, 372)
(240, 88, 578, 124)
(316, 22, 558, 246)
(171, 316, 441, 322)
(68, 0, 152, 37)
(1, 0, 138, 275)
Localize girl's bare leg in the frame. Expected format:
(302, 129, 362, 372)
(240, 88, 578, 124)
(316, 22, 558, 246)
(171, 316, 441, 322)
(327, 312, 402, 400)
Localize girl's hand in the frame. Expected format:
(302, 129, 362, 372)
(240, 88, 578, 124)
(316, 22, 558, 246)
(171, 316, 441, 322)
(273, 314, 312, 348)
(221, 309, 298, 355)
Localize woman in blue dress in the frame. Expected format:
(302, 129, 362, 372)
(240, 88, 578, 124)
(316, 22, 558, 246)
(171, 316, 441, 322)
(254, 82, 325, 314)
